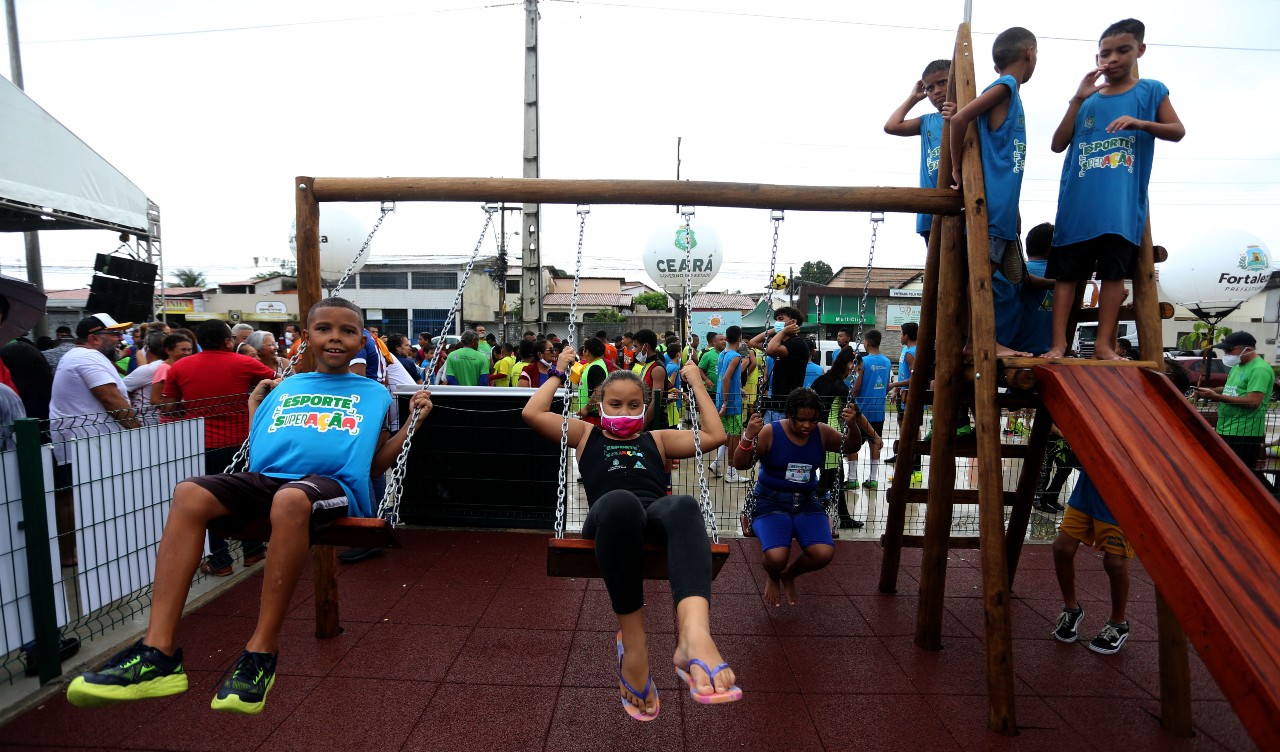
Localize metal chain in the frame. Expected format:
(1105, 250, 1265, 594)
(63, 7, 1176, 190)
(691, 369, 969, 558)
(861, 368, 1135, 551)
(553, 205, 590, 539)
(223, 203, 396, 474)
(838, 211, 883, 458)
(378, 205, 497, 524)
(742, 209, 785, 529)
(677, 207, 717, 544)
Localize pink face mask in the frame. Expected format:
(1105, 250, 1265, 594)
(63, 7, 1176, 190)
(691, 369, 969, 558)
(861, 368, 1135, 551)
(599, 407, 645, 438)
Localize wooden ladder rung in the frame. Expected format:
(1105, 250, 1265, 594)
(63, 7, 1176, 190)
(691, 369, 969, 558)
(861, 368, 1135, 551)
(884, 533, 981, 550)
(904, 489, 1017, 506)
(1000, 357, 1161, 370)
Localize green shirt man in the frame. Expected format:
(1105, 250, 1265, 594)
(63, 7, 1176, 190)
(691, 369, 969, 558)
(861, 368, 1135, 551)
(1195, 331, 1273, 470)
(445, 331, 492, 386)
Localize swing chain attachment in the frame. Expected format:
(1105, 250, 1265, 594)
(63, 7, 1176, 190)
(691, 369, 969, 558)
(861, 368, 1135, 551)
(676, 207, 718, 544)
(838, 211, 883, 461)
(380, 204, 496, 524)
(742, 209, 786, 530)
(553, 205, 591, 540)
(224, 202, 395, 473)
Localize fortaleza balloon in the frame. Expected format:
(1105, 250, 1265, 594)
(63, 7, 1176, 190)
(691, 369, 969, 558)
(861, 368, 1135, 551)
(642, 219, 723, 295)
(288, 207, 372, 279)
(1157, 229, 1272, 313)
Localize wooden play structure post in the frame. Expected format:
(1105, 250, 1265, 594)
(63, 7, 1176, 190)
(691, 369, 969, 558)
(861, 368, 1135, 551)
(294, 176, 343, 640)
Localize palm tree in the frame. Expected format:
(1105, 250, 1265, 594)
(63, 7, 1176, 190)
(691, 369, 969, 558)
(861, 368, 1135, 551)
(169, 268, 208, 288)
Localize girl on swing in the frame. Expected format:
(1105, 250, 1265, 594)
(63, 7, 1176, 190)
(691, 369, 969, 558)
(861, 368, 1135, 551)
(732, 387, 877, 607)
(523, 344, 741, 721)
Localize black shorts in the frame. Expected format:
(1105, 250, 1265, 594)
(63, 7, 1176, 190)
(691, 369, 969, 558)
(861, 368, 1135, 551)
(1047, 234, 1138, 281)
(187, 472, 351, 528)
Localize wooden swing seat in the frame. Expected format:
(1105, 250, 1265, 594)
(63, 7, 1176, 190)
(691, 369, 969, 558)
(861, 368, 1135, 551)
(209, 515, 401, 550)
(547, 537, 731, 579)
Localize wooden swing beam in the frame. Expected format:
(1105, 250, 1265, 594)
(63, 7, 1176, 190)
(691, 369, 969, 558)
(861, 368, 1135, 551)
(306, 177, 963, 215)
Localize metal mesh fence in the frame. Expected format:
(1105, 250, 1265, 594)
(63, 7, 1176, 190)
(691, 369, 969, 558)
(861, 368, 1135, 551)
(0, 394, 258, 685)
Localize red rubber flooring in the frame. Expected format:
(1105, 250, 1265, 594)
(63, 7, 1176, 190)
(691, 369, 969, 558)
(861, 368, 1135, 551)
(0, 531, 1258, 751)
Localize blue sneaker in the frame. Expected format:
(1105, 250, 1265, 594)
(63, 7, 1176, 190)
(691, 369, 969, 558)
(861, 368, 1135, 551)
(211, 650, 277, 715)
(66, 641, 187, 707)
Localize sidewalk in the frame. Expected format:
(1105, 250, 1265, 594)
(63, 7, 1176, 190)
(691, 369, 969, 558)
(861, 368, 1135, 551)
(0, 530, 1256, 751)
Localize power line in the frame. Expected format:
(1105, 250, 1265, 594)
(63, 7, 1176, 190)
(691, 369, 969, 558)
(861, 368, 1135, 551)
(25, 2, 520, 44)
(546, 0, 1280, 53)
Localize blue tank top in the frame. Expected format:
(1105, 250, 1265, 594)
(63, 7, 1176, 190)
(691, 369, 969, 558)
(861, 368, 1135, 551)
(977, 74, 1026, 241)
(759, 420, 824, 492)
(898, 344, 916, 392)
(917, 112, 945, 235)
(1052, 79, 1169, 247)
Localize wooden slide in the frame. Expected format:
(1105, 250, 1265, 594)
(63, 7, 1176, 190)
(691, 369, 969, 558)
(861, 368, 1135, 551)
(1034, 364, 1280, 749)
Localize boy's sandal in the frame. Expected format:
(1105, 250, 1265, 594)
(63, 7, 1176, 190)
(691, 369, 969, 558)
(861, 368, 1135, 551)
(675, 659, 743, 705)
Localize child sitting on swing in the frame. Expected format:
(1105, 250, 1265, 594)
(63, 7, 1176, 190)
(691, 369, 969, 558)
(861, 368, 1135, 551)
(733, 387, 875, 607)
(67, 298, 433, 715)
(523, 344, 741, 721)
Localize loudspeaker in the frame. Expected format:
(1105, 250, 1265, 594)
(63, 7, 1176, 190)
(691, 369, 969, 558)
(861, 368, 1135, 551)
(88, 275, 154, 324)
(93, 254, 157, 287)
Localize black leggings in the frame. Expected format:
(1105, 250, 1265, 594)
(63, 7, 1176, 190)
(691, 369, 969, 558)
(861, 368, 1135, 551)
(582, 490, 712, 615)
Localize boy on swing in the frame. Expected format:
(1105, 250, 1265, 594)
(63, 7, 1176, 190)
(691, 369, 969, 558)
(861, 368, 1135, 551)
(68, 298, 433, 715)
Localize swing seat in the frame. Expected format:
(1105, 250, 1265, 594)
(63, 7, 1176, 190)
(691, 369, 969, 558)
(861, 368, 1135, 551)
(209, 515, 402, 550)
(546, 537, 731, 579)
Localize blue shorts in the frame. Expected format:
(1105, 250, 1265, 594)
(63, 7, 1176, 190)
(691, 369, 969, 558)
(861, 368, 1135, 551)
(749, 485, 834, 551)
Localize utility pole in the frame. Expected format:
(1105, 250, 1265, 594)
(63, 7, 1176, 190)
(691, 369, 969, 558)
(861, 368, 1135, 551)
(5, 0, 48, 337)
(521, 0, 542, 333)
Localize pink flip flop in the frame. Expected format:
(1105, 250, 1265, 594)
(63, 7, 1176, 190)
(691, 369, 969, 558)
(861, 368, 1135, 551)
(616, 632, 659, 721)
(676, 659, 743, 705)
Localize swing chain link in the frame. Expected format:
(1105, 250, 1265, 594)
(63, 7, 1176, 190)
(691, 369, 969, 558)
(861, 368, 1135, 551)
(742, 210, 785, 530)
(553, 205, 590, 539)
(379, 205, 496, 524)
(838, 211, 883, 458)
(223, 203, 396, 474)
(676, 207, 718, 544)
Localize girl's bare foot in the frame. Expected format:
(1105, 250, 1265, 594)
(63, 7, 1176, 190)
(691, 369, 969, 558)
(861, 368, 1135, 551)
(1091, 347, 1126, 361)
(1039, 347, 1066, 359)
(619, 634, 657, 716)
(995, 344, 1032, 357)
(673, 633, 736, 697)
(763, 575, 782, 607)
(780, 574, 799, 606)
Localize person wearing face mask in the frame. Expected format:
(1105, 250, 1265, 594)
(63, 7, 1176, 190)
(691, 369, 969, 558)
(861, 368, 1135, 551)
(1195, 331, 1273, 473)
(746, 307, 812, 424)
(517, 339, 556, 387)
(523, 346, 742, 719)
(630, 329, 668, 431)
(575, 337, 609, 424)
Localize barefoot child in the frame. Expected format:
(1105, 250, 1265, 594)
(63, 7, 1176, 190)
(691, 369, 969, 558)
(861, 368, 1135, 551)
(67, 297, 433, 714)
(948, 27, 1039, 358)
(884, 58, 955, 245)
(1042, 18, 1185, 360)
(732, 387, 872, 607)
(523, 347, 741, 720)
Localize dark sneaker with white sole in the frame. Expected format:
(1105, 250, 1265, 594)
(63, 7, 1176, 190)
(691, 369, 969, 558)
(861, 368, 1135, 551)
(1088, 621, 1130, 655)
(211, 650, 277, 715)
(66, 641, 187, 707)
(1052, 606, 1084, 643)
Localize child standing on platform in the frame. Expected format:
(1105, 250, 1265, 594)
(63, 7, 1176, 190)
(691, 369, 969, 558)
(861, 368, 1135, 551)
(948, 26, 1038, 358)
(885, 59, 955, 245)
(1042, 18, 1184, 360)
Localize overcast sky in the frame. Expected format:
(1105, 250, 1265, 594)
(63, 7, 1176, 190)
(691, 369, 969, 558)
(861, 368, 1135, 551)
(2, 0, 1278, 297)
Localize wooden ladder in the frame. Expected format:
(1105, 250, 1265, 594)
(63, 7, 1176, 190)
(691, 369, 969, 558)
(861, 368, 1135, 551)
(874, 23, 1194, 737)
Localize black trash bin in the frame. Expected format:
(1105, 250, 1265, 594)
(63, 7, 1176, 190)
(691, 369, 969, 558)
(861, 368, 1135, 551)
(395, 385, 566, 529)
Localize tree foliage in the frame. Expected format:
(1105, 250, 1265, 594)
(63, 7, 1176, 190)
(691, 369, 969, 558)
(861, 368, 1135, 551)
(588, 308, 627, 323)
(633, 291, 670, 310)
(169, 268, 208, 288)
(1176, 322, 1231, 352)
(797, 260, 834, 284)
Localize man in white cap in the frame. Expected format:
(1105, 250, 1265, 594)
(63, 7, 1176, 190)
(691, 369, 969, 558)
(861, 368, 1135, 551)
(48, 314, 141, 566)
(1195, 331, 1273, 474)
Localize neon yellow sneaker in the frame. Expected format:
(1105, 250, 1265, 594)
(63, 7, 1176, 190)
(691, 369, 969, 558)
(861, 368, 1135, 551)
(66, 641, 187, 708)
(910, 471, 924, 486)
(210, 650, 277, 715)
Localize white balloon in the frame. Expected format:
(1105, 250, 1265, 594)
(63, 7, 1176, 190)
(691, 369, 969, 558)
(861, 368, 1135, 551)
(1157, 229, 1272, 312)
(642, 219, 723, 295)
(288, 206, 372, 278)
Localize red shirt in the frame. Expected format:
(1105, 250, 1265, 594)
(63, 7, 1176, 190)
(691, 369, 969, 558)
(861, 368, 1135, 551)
(162, 350, 275, 448)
